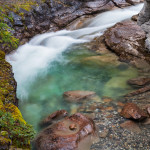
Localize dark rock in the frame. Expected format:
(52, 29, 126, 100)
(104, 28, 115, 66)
(120, 103, 148, 120)
(63, 90, 96, 102)
(3, 17, 13, 28)
(40, 110, 68, 127)
(104, 20, 146, 61)
(9, 12, 23, 27)
(35, 113, 96, 150)
(131, 14, 139, 21)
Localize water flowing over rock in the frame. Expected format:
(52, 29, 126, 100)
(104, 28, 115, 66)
(104, 20, 146, 61)
(120, 103, 148, 120)
(35, 113, 97, 150)
(1, 0, 143, 53)
(63, 90, 96, 102)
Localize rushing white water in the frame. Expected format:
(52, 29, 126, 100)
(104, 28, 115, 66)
(6, 4, 143, 98)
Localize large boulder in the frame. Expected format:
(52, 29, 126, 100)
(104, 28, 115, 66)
(35, 112, 97, 150)
(104, 20, 146, 61)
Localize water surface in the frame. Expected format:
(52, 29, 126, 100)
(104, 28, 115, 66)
(6, 4, 143, 131)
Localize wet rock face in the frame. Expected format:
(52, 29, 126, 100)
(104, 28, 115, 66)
(35, 113, 96, 150)
(63, 90, 96, 102)
(104, 20, 146, 61)
(120, 103, 148, 120)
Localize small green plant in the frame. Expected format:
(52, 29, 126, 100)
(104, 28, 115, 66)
(0, 110, 36, 148)
(0, 23, 19, 49)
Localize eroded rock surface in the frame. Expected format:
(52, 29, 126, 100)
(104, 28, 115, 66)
(35, 113, 96, 150)
(104, 20, 146, 61)
(120, 103, 148, 120)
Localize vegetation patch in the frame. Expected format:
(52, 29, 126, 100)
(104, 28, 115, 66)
(0, 109, 35, 148)
(0, 51, 35, 149)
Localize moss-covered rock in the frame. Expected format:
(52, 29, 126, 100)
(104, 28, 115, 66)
(0, 50, 17, 105)
(0, 50, 35, 149)
(0, 109, 35, 149)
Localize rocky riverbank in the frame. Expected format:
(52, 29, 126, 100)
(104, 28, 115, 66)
(0, 0, 148, 149)
(1, 0, 143, 53)
(82, 14, 150, 150)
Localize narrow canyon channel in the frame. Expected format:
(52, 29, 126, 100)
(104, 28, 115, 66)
(6, 3, 143, 135)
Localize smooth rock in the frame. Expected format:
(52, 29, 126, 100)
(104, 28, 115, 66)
(120, 103, 148, 120)
(120, 120, 141, 134)
(63, 90, 96, 102)
(35, 113, 97, 150)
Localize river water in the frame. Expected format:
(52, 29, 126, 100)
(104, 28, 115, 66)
(6, 4, 143, 131)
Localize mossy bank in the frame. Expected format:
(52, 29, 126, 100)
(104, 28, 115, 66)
(0, 50, 35, 149)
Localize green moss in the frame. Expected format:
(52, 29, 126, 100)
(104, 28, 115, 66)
(0, 110, 35, 148)
(0, 50, 5, 59)
(0, 136, 11, 145)
(0, 50, 17, 104)
(0, 22, 19, 49)
(14, 1, 38, 12)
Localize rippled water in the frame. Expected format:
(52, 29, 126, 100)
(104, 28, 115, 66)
(6, 4, 143, 130)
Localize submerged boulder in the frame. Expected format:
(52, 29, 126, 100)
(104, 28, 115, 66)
(63, 90, 96, 102)
(35, 113, 97, 150)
